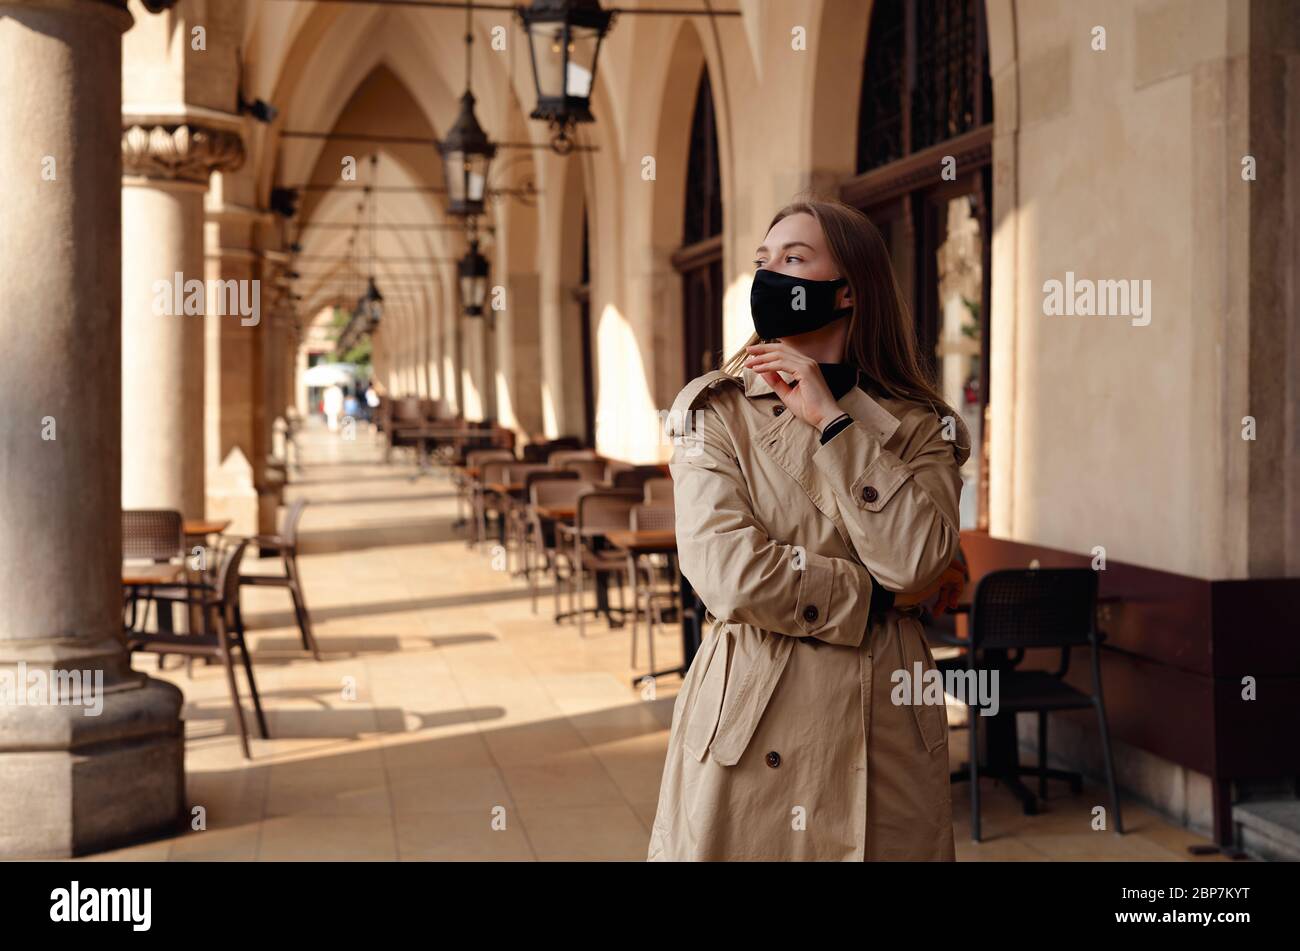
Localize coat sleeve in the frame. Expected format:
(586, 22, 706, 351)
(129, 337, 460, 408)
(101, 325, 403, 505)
(670, 395, 877, 648)
(811, 404, 963, 594)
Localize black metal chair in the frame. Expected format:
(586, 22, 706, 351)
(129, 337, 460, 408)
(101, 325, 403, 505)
(127, 536, 267, 760)
(957, 568, 1124, 841)
(612, 464, 666, 493)
(240, 499, 321, 660)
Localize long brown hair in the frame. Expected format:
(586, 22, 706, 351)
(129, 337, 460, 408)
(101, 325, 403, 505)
(721, 198, 944, 411)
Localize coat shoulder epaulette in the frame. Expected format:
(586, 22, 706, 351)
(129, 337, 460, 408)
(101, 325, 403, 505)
(664, 371, 741, 438)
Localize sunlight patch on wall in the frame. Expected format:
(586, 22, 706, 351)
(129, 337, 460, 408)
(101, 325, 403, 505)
(594, 304, 660, 463)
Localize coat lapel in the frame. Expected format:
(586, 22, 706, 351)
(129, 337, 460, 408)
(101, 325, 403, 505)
(741, 368, 907, 549)
(742, 369, 848, 539)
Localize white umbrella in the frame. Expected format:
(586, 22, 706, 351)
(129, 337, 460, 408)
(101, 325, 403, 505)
(302, 363, 356, 387)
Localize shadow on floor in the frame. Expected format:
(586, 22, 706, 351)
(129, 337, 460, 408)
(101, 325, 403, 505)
(296, 519, 463, 553)
(246, 632, 498, 658)
(244, 586, 546, 629)
(301, 491, 457, 507)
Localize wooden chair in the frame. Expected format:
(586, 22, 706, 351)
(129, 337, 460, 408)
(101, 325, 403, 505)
(562, 457, 608, 483)
(456, 448, 515, 544)
(497, 464, 555, 573)
(628, 503, 677, 668)
(515, 469, 577, 585)
(562, 489, 642, 637)
(240, 499, 320, 660)
(127, 536, 267, 760)
(527, 477, 591, 617)
(643, 477, 673, 504)
(548, 448, 598, 466)
(612, 465, 666, 493)
(121, 509, 184, 639)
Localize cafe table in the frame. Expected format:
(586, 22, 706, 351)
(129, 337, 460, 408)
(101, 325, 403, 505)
(535, 505, 576, 522)
(183, 518, 231, 538)
(122, 563, 184, 636)
(122, 563, 184, 587)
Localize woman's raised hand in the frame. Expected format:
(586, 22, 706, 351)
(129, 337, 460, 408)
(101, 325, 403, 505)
(743, 342, 843, 432)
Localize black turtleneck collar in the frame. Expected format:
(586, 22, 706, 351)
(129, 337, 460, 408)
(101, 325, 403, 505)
(818, 363, 862, 400)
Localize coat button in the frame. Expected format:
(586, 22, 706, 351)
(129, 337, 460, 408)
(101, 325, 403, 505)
(862, 485, 879, 503)
(765, 751, 781, 768)
(772, 404, 785, 416)
(803, 605, 819, 623)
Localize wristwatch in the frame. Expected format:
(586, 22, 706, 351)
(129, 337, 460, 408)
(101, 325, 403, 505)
(818, 412, 853, 445)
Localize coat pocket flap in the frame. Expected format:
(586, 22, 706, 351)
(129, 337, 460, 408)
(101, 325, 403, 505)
(851, 453, 912, 513)
(707, 632, 795, 766)
(682, 626, 730, 762)
(898, 616, 948, 754)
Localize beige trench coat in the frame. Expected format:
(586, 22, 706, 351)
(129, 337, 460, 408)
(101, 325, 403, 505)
(647, 367, 970, 861)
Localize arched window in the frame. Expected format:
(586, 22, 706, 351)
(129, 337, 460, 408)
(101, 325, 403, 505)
(856, 0, 992, 171)
(673, 70, 724, 381)
(844, 0, 993, 530)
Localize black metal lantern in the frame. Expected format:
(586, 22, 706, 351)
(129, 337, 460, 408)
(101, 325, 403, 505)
(439, 91, 497, 217)
(458, 239, 490, 317)
(361, 276, 384, 330)
(518, 0, 614, 152)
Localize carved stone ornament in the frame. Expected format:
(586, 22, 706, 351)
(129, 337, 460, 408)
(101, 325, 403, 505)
(121, 123, 245, 183)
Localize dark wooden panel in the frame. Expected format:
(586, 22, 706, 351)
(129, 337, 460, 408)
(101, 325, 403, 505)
(1211, 579, 1300, 676)
(961, 532, 1214, 672)
(957, 530, 1300, 784)
(1025, 648, 1218, 777)
(1213, 673, 1300, 777)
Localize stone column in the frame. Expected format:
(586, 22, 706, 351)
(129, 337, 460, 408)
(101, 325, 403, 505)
(0, 0, 185, 858)
(497, 272, 543, 436)
(121, 119, 243, 517)
(414, 297, 429, 398)
(462, 317, 489, 421)
(203, 197, 266, 535)
(424, 282, 442, 404)
(295, 336, 310, 417)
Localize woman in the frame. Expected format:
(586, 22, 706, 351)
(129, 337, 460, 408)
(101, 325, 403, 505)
(647, 199, 969, 861)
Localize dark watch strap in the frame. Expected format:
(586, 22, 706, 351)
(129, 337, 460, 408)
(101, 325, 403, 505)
(818, 413, 853, 445)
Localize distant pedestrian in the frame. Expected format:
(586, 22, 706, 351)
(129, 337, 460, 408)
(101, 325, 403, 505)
(323, 384, 343, 432)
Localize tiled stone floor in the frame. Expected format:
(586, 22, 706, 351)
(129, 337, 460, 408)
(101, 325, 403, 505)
(91, 423, 1226, 861)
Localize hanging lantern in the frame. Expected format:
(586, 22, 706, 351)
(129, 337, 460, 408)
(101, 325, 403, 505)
(459, 239, 490, 317)
(439, 91, 498, 217)
(518, 0, 613, 152)
(362, 276, 384, 330)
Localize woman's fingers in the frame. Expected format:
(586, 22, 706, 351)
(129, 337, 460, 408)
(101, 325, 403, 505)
(744, 357, 793, 375)
(744, 352, 800, 372)
(747, 342, 812, 368)
(761, 371, 793, 399)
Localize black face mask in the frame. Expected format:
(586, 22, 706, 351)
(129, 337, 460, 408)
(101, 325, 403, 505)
(750, 268, 852, 341)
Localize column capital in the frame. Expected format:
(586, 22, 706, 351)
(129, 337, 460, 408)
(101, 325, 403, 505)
(122, 121, 245, 184)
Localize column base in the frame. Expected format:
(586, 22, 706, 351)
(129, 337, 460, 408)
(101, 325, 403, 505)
(0, 678, 185, 858)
